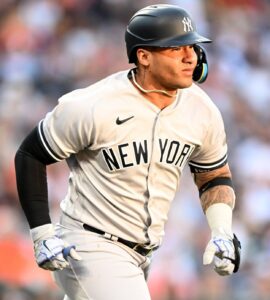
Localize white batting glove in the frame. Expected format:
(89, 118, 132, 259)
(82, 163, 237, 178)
(204, 203, 241, 276)
(30, 224, 82, 271)
(203, 233, 241, 276)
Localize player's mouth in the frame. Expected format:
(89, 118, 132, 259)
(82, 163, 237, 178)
(181, 68, 195, 76)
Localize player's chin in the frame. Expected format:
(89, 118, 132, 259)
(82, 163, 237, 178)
(173, 72, 193, 87)
(176, 78, 193, 89)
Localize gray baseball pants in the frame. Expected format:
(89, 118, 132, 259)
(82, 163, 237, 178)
(53, 214, 152, 300)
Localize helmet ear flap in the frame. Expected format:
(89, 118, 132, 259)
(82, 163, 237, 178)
(193, 45, 208, 83)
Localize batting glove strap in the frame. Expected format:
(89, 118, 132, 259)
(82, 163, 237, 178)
(218, 234, 241, 273)
(232, 234, 241, 273)
(30, 223, 55, 242)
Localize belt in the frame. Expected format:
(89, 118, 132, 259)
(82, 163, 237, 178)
(83, 224, 157, 256)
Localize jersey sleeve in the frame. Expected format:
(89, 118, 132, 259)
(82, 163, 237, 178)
(188, 106, 228, 173)
(38, 92, 94, 161)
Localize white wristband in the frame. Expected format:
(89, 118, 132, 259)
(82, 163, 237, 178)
(30, 224, 55, 242)
(205, 203, 233, 238)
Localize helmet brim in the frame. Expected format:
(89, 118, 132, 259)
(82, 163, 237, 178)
(141, 32, 212, 48)
(128, 32, 211, 63)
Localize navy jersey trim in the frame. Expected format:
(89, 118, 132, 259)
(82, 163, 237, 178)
(38, 120, 63, 161)
(189, 154, 227, 173)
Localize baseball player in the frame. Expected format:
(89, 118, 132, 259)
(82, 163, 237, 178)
(15, 4, 241, 300)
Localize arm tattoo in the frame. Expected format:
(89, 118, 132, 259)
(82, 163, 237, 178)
(200, 185, 235, 213)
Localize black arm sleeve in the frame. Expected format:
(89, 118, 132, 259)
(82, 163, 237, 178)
(14, 126, 58, 229)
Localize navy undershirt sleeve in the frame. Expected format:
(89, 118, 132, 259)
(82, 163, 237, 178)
(14, 126, 58, 229)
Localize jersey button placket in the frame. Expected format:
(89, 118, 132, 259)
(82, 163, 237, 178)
(145, 111, 162, 244)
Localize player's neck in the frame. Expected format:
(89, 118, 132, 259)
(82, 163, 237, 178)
(130, 69, 177, 110)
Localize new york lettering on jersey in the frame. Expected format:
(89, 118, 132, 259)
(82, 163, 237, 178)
(101, 138, 195, 171)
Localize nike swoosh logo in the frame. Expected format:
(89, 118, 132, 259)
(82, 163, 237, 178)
(116, 116, 134, 125)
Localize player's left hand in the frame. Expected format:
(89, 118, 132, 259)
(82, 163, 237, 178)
(203, 234, 241, 276)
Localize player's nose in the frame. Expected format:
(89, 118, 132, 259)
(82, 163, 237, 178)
(182, 46, 197, 64)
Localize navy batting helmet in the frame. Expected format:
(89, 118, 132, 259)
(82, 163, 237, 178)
(125, 4, 211, 63)
(125, 4, 211, 83)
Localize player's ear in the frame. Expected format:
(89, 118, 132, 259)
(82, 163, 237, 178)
(136, 48, 151, 67)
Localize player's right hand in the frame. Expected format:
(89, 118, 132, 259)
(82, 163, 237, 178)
(34, 237, 82, 271)
(30, 223, 82, 271)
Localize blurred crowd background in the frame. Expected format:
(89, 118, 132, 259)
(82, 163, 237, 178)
(0, 0, 270, 299)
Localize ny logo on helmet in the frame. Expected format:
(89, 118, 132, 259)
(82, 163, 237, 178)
(182, 17, 193, 32)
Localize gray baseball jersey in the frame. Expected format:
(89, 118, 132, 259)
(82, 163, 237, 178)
(38, 69, 227, 248)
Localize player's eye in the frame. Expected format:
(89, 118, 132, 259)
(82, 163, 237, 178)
(171, 47, 181, 51)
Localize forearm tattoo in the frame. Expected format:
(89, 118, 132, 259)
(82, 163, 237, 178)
(200, 185, 235, 213)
